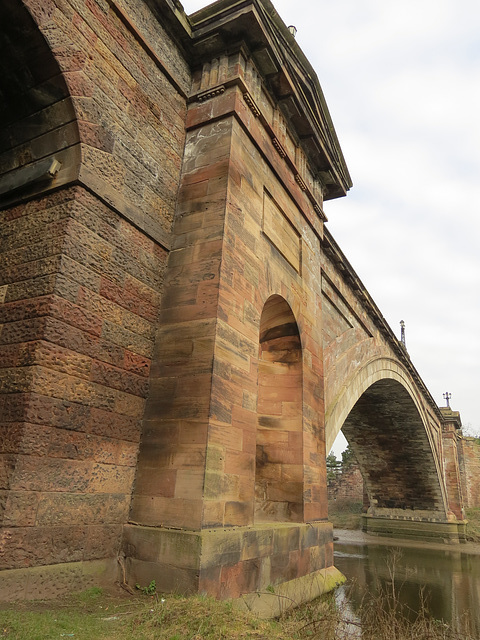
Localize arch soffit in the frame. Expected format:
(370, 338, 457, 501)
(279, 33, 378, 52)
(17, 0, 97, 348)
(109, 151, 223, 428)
(258, 291, 307, 353)
(325, 357, 429, 452)
(0, 2, 81, 203)
(260, 293, 297, 319)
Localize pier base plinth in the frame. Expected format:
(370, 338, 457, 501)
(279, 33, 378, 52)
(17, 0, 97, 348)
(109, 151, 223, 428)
(123, 521, 344, 614)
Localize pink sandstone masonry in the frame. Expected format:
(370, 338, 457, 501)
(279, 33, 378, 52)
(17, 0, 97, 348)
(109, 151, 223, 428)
(460, 437, 480, 508)
(0, 0, 468, 607)
(0, 0, 185, 600)
(328, 465, 364, 504)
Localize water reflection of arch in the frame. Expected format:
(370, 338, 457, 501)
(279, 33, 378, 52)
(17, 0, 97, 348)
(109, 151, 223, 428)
(326, 357, 447, 515)
(335, 542, 480, 636)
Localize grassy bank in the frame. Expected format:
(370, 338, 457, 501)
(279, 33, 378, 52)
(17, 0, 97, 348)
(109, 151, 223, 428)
(1, 583, 476, 640)
(1, 588, 293, 640)
(328, 499, 363, 530)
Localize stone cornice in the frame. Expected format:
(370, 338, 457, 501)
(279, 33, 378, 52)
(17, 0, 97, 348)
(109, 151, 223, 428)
(440, 407, 462, 430)
(187, 0, 352, 201)
(188, 73, 327, 226)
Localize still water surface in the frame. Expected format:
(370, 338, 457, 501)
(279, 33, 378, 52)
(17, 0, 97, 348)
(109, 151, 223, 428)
(334, 530, 480, 636)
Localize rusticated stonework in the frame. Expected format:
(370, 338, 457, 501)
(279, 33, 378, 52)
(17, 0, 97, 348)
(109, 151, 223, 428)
(0, 0, 467, 606)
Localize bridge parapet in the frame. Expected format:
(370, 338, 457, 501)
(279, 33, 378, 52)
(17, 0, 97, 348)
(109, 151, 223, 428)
(322, 229, 443, 447)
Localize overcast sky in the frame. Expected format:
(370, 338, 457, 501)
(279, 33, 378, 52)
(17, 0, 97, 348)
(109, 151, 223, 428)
(182, 0, 480, 454)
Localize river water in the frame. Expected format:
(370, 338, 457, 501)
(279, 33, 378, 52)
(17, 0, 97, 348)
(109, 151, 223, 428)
(333, 530, 480, 636)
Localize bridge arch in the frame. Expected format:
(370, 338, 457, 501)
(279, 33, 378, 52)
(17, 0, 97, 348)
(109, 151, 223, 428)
(0, 1, 81, 203)
(327, 357, 428, 451)
(326, 357, 448, 517)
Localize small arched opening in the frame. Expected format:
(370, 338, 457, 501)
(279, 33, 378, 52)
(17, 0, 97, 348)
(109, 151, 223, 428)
(255, 295, 303, 523)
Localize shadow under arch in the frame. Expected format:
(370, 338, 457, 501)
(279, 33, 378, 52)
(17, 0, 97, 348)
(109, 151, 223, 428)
(255, 294, 304, 523)
(326, 357, 447, 517)
(0, 1, 81, 205)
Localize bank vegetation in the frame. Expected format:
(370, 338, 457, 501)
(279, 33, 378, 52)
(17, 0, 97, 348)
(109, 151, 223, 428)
(0, 582, 477, 640)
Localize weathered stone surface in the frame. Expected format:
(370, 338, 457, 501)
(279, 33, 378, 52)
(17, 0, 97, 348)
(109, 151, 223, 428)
(461, 437, 480, 508)
(328, 464, 364, 503)
(0, 559, 118, 602)
(123, 522, 335, 602)
(0, 49, 171, 567)
(0, 0, 467, 607)
(235, 566, 345, 618)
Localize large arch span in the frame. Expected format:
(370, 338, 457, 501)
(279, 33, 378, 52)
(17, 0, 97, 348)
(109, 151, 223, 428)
(325, 357, 449, 519)
(326, 357, 431, 453)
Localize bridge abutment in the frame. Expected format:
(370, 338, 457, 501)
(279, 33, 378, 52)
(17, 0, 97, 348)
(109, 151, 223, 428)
(362, 514, 467, 544)
(441, 407, 466, 520)
(124, 14, 338, 601)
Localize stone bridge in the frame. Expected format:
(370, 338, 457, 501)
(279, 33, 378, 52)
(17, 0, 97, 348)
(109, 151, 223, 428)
(322, 230, 464, 536)
(0, 0, 465, 610)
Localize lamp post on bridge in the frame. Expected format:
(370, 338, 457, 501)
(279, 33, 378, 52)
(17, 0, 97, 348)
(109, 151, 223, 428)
(400, 320, 406, 347)
(444, 392, 452, 408)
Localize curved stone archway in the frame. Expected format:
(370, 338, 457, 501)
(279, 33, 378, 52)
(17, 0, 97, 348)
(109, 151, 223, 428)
(326, 357, 448, 519)
(326, 357, 430, 452)
(342, 378, 446, 515)
(0, 1, 81, 204)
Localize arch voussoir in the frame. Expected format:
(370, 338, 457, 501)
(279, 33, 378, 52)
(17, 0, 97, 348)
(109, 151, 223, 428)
(326, 357, 423, 452)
